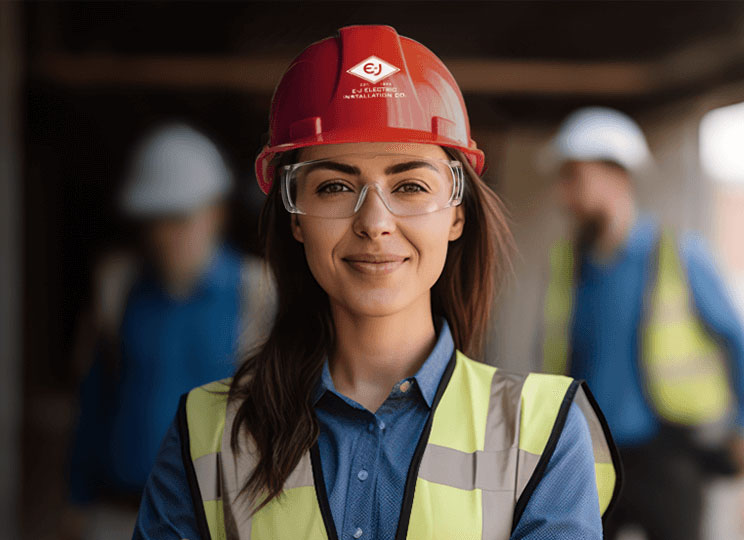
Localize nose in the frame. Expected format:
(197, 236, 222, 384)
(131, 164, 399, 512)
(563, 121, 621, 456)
(352, 185, 396, 239)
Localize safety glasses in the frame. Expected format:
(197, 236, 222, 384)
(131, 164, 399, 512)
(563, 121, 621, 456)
(280, 153, 464, 218)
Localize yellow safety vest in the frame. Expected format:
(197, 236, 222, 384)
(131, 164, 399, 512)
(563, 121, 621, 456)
(542, 231, 733, 426)
(179, 351, 620, 540)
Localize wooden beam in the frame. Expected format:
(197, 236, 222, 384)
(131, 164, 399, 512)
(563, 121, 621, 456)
(31, 32, 744, 97)
(33, 52, 656, 96)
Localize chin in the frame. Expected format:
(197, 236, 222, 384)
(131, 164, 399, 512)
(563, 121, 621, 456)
(337, 287, 416, 318)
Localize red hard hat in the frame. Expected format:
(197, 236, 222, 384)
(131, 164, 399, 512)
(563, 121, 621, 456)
(255, 24, 485, 194)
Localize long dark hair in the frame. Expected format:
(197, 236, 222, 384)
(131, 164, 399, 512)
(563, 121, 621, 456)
(228, 148, 513, 511)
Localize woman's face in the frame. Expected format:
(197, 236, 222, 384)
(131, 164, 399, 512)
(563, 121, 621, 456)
(291, 142, 465, 318)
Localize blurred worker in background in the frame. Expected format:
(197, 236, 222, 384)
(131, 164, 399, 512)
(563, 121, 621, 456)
(64, 123, 274, 539)
(539, 106, 744, 540)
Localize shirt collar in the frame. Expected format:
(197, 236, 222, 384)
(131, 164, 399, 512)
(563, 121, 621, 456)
(585, 214, 657, 266)
(145, 243, 235, 298)
(623, 214, 657, 256)
(413, 319, 455, 407)
(197, 243, 236, 293)
(311, 318, 455, 408)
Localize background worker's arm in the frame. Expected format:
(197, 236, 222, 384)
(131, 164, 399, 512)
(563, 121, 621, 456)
(510, 402, 602, 539)
(682, 233, 744, 466)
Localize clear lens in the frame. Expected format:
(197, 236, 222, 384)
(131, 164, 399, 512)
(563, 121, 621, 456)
(281, 154, 464, 218)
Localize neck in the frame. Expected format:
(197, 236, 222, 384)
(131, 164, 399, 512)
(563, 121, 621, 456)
(160, 244, 218, 299)
(592, 198, 637, 260)
(329, 295, 437, 412)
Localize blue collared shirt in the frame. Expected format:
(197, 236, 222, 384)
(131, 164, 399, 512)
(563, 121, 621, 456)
(569, 215, 744, 447)
(311, 321, 454, 540)
(134, 320, 602, 539)
(69, 244, 242, 503)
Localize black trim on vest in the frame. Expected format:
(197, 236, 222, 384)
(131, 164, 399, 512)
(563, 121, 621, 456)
(394, 350, 458, 540)
(511, 379, 580, 530)
(177, 393, 213, 540)
(307, 350, 458, 540)
(310, 443, 340, 540)
(580, 380, 625, 522)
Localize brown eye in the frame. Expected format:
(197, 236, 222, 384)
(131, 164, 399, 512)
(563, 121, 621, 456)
(317, 182, 353, 194)
(395, 182, 427, 194)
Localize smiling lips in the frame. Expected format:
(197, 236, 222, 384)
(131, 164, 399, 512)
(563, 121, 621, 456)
(342, 253, 409, 275)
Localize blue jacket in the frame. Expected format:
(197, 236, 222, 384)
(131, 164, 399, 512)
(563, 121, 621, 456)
(69, 245, 243, 502)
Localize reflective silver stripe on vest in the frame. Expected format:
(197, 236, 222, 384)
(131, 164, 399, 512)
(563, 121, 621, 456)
(216, 399, 318, 540)
(484, 371, 527, 540)
(194, 451, 222, 501)
(283, 453, 315, 490)
(572, 388, 612, 466)
(415, 371, 539, 540)
(417, 445, 519, 491)
(221, 399, 251, 540)
(194, 448, 317, 505)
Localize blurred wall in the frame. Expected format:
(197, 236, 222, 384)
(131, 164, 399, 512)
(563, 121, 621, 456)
(1, 1, 23, 537)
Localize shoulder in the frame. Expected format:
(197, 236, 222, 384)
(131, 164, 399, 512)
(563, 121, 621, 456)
(182, 378, 233, 427)
(183, 378, 233, 410)
(517, 372, 577, 454)
(180, 378, 234, 462)
(678, 230, 719, 272)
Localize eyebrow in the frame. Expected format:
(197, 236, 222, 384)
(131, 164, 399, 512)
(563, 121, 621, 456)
(301, 160, 439, 176)
(385, 161, 439, 175)
(303, 161, 360, 175)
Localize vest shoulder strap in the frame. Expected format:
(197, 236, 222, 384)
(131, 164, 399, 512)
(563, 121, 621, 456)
(180, 379, 233, 540)
(515, 373, 621, 520)
(542, 240, 575, 375)
(423, 354, 620, 537)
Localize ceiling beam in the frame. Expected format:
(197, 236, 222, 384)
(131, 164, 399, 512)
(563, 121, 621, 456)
(32, 53, 657, 96)
(31, 20, 744, 99)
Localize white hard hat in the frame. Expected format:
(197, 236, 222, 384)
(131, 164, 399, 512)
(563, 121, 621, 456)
(120, 123, 233, 216)
(539, 107, 652, 175)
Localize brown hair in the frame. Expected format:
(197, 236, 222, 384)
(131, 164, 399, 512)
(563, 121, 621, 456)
(228, 148, 513, 511)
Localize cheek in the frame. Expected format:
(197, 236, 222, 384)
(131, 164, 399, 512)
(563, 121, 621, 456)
(296, 220, 346, 289)
(403, 215, 454, 283)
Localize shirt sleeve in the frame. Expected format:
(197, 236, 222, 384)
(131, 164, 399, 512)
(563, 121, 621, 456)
(133, 415, 201, 540)
(681, 233, 744, 429)
(510, 402, 602, 540)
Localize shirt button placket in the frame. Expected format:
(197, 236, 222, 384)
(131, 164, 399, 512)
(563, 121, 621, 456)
(344, 415, 377, 540)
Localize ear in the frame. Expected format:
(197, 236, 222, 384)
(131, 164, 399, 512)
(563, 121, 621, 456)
(448, 204, 465, 241)
(291, 214, 305, 243)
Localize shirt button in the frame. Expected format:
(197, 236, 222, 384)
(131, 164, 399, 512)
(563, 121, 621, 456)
(400, 380, 411, 393)
(378, 420, 386, 430)
(357, 469, 368, 481)
(353, 528, 363, 538)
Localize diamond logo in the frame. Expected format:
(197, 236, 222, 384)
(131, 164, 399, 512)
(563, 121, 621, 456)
(347, 56, 400, 84)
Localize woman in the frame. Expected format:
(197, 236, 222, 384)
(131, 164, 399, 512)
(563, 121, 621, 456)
(134, 25, 620, 540)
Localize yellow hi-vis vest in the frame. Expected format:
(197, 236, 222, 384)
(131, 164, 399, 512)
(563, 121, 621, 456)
(543, 232, 734, 426)
(178, 351, 621, 540)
